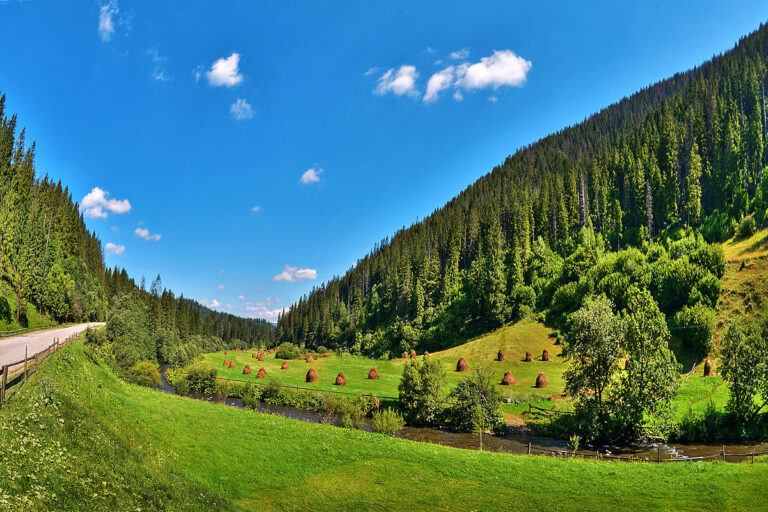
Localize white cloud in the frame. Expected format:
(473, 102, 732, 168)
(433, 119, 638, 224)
(226, 304, 238, 310)
(110, 225, 120, 232)
(425, 46, 436, 54)
(488, 95, 499, 102)
(80, 187, 131, 219)
(300, 167, 322, 185)
(209, 299, 221, 308)
(104, 242, 125, 255)
(238, 295, 246, 301)
(374, 65, 418, 97)
(453, 90, 463, 101)
(245, 299, 288, 321)
(98, 0, 118, 42)
(230, 98, 254, 120)
(251, 205, 262, 212)
(424, 66, 454, 102)
(449, 48, 470, 60)
(146, 49, 171, 82)
(272, 265, 317, 282)
(455, 50, 532, 90)
(364, 67, 380, 76)
(217, 284, 225, 290)
(206, 53, 243, 87)
(134, 227, 161, 241)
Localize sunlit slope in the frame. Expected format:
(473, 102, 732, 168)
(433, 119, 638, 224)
(2, 338, 766, 511)
(206, 318, 565, 402)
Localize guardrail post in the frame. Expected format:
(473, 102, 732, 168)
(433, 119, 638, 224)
(1, 365, 7, 404)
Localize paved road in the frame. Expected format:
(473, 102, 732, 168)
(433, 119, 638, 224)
(0, 323, 104, 367)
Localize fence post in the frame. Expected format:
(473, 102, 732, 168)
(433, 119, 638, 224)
(722, 445, 726, 462)
(24, 346, 28, 381)
(527, 442, 531, 455)
(657, 446, 660, 463)
(0, 365, 7, 403)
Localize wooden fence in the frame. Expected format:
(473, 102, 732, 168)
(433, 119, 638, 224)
(0, 323, 57, 338)
(0, 333, 77, 405)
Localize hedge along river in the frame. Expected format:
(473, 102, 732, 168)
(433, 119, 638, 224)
(157, 367, 768, 462)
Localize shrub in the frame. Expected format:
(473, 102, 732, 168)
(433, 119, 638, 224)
(186, 360, 217, 393)
(215, 380, 230, 396)
(672, 304, 716, 355)
(701, 210, 737, 243)
(164, 367, 190, 395)
(398, 358, 447, 425)
(242, 395, 260, 410)
(737, 216, 757, 240)
(84, 327, 107, 347)
(316, 345, 328, 354)
(447, 367, 503, 432)
(372, 408, 405, 436)
(126, 361, 161, 388)
(275, 342, 301, 360)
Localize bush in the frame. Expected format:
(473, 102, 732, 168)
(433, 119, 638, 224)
(316, 345, 328, 354)
(398, 358, 447, 425)
(671, 304, 716, 355)
(126, 361, 161, 388)
(215, 380, 230, 396)
(737, 216, 757, 240)
(242, 395, 260, 410)
(84, 327, 107, 347)
(275, 342, 301, 360)
(164, 367, 189, 395)
(186, 360, 217, 393)
(447, 367, 503, 432)
(701, 210, 737, 243)
(372, 408, 405, 436)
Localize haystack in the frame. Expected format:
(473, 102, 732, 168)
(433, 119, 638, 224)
(257, 350, 264, 361)
(535, 372, 547, 388)
(424, 351, 430, 358)
(524, 351, 532, 362)
(410, 350, 417, 359)
(402, 351, 408, 359)
(281, 361, 289, 370)
(306, 368, 319, 383)
(334, 372, 347, 386)
(456, 356, 468, 372)
(256, 367, 266, 379)
(501, 371, 516, 386)
(223, 359, 229, 366)
(243, 365, 251, 375)
(224, 350, 227, 355)
(252, 353, 256, 358)
(497, 349, 504, 362)
(368, 367, 379, 380)
(306, 355, 314, 363)
(321, 352, 331, 358)
(703, 358, 713, 377)
(228, 360, 236, 369)
(542, 349, 550, 362)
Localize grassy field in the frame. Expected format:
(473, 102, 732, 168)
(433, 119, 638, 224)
(1, 338, 766, 511)
(205, 318, 566, 422)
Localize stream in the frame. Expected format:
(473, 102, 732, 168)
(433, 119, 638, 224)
(157, 368, 767, 462)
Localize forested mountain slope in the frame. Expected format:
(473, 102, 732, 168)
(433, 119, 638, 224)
(0, 94, 275, 354)
(278, 22, 768, 357)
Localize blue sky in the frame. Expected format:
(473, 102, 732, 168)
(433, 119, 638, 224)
(1, 1, 768, 321)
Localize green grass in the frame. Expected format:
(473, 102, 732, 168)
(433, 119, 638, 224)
(0, 282, 55, 332)
(1, 338, 766, 511)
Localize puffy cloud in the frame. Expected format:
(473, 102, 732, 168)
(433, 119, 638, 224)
(80, 187, 131, 219)
(206, 53, 243, 87)
(374, 65, 418, 97)
(209, 299, 221, 308)
(230, 98, 254, 120)
(424, 66, 454, 102)
(272, 265, 317, 282)
(134, 227, 161, 241)
(449, 48, 469, 60)
(225, 304, 238, 310)
(455, 50, 531, 90)
(245, 300, 288, 321)
(300, 167, 322, 185)
(98, 0, 118, 42)
(238, 295, 246, 301)
(364, 67, 380, 76)
(251, 205, 262, 212)
(104, 242, 125, 255)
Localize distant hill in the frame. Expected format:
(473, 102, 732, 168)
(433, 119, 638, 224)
(278, 21, 768, 356)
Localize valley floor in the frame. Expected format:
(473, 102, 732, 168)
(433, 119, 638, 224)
(1, 338, 765, 511)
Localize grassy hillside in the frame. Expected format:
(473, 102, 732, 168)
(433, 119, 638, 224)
(1, 337, 766, 511)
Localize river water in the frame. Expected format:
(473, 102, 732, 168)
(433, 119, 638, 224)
(157, 368, 767, 462)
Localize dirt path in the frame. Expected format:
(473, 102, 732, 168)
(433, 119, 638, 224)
(0, 323, 104, 367)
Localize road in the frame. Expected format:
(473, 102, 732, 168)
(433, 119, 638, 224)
(0, 323, 104, 368)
